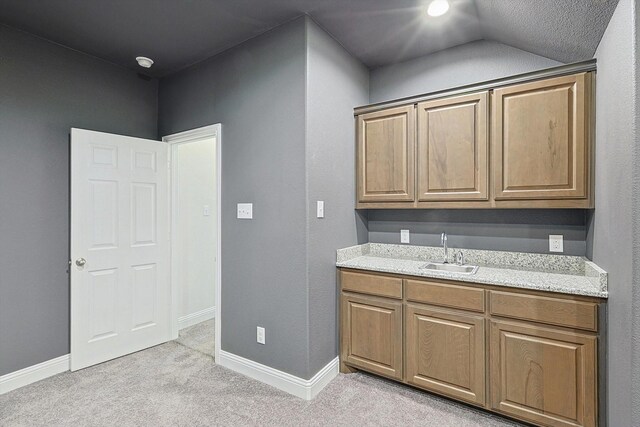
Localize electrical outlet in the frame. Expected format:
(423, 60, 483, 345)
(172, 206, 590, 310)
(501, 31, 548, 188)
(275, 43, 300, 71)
(237, 203, 253, 219)
(549, 234, 564, 253)
(400, 229, 410, 244)
(257, 326, 265, 345)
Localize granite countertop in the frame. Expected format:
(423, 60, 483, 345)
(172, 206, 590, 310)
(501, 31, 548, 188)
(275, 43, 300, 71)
(336, 243, 608, 298)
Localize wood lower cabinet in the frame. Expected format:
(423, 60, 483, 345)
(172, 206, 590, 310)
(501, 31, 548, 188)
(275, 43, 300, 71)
(339, 269, 603, 426)
(405, 305, 485, 405)
(340, 293, 403, 380)
(490, 320, 597, 427)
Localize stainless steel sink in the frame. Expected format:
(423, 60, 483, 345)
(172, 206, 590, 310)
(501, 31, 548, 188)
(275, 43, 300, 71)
(421, 262, 479, 275)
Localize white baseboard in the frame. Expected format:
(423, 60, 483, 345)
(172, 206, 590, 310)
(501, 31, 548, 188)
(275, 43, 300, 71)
(0, 348, 338, 400)
(178, 306, 216, 330)
(218, 350, 338, 400)
(0, 354, 70, 395)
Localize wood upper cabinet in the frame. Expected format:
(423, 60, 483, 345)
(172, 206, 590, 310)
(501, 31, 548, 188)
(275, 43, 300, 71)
(490, 320, 597, 427)
(354, 70, 594, 209)
(405, 305, 485, 406)
(341, 293, 403, 380)
(357, 105, 415, 203)
(492, 73, 591, 201)
(417, 92, 488, 202)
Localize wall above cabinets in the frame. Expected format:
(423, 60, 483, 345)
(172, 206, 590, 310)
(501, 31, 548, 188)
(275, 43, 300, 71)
(355, 61, 596, 210)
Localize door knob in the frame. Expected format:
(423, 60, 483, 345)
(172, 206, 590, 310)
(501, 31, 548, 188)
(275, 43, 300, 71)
(75, 258, 87, 267)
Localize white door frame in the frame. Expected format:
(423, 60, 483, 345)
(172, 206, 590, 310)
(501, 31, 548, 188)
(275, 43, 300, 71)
(162, 124, 221, 362)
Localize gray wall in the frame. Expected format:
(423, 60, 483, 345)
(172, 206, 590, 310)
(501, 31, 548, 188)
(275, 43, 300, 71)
(305, 18, 369, 376)
(633, 2, 640, 424)
(631, 2, 640, 425)
(587, 0, 637, 424)
(159, 18, 311, 378)
(369, 40, 561, 103)
(159, 17, 371, 380)
(0, 25, 158, 376)
(369, 210, 587, 256)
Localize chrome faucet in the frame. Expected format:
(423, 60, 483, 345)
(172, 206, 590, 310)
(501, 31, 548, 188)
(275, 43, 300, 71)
(441, 232, 448, 263)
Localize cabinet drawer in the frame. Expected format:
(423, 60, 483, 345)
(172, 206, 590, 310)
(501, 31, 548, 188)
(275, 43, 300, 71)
(490, 291, 598, 332)
(341, 270, 402, 299)
(405, 279, 485, 312)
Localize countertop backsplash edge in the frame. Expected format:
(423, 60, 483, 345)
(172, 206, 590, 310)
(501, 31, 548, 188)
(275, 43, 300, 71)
(336, 243, 608, 298)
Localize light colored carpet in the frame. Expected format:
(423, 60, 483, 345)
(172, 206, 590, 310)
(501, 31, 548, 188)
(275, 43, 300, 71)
(175, 319, 215, 358)
(0, 340, 523, 426)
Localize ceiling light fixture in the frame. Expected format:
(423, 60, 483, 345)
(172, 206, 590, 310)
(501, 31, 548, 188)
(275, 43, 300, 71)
(136, 56, 154, 68)
(427, 0, 450, 17)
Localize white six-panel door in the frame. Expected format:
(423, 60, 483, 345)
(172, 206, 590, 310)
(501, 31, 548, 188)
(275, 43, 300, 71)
(70, 128, 170, 371)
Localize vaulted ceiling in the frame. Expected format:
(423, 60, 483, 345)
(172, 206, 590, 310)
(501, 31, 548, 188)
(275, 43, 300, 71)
(0, 0, 619, 77)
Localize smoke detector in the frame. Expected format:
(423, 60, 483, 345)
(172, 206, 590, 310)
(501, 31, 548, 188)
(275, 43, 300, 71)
(136, 56, 154, 68)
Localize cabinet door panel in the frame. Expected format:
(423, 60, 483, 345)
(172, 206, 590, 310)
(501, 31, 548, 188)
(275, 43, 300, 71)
(357, 106, 415, 203)
(490, 320, 597, 427)
(493, 73, 589, 200)
(406, 305, 485, 405)
(417, 92, 488, 201)
(341, 293, 403, 380)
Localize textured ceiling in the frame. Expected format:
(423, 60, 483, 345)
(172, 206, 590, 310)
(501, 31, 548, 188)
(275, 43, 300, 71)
(475, 0, 620, 64)
(0, 0, 619, 77)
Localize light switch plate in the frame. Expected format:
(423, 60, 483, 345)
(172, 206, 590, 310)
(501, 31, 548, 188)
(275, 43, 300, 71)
(237, 203, 253, 219)
(549, 234, 564, 253)
(257, 326, 265, 345)
(203, 205, 211, 216)
(400, 229, 410, 244)
(317, 201, 324, 218)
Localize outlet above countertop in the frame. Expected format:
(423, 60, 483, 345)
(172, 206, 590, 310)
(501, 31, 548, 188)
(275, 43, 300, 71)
(336, 243, 608, 298)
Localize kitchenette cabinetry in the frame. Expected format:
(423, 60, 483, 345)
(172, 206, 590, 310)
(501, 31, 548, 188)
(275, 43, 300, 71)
(339, 269, 602, 427)
(355, 69, 594, 209)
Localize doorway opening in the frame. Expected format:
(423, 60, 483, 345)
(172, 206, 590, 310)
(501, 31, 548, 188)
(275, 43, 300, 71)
(164, 124, 221, 362)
